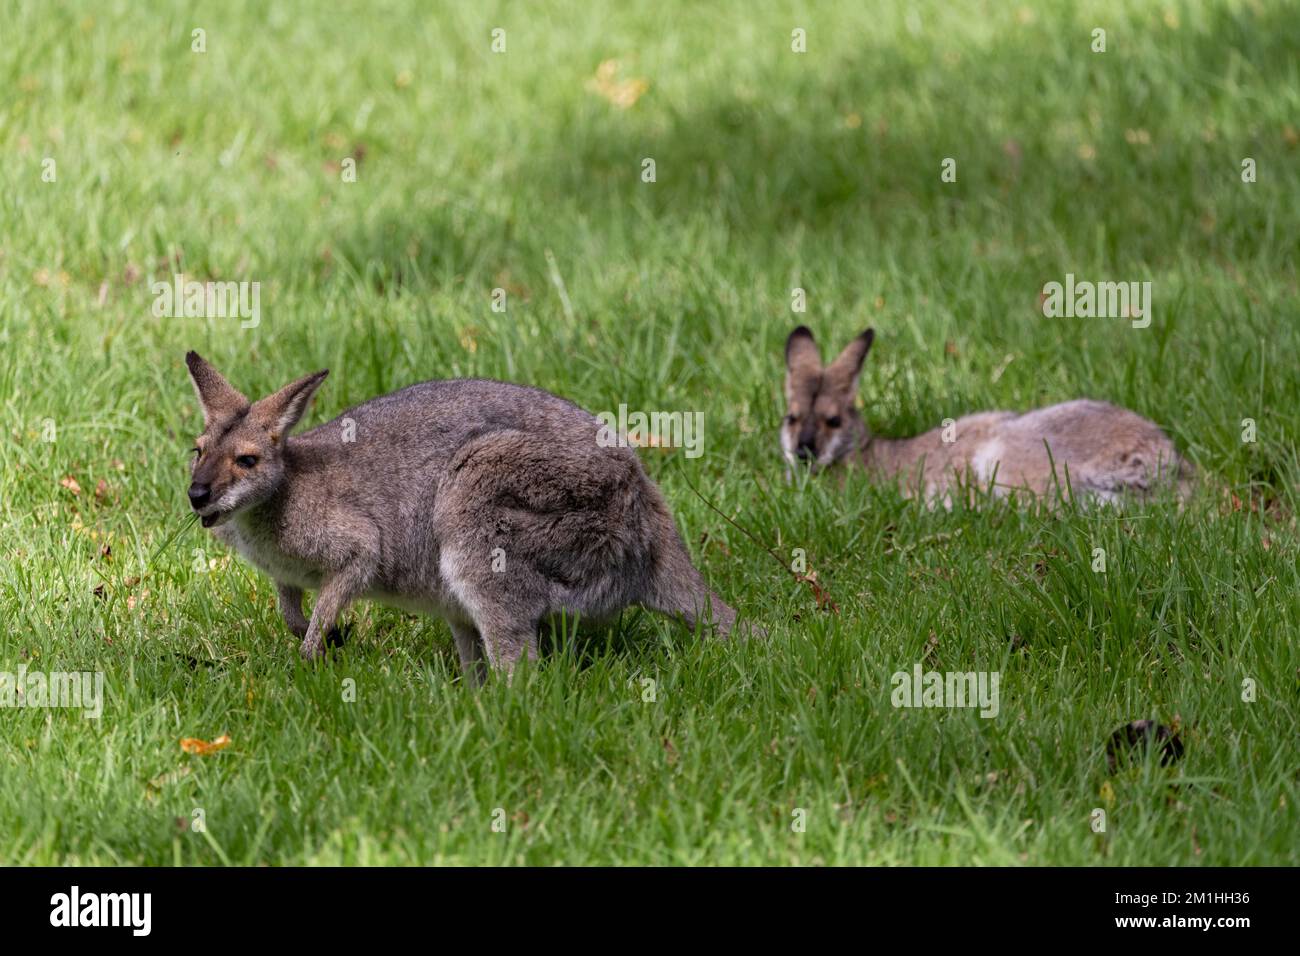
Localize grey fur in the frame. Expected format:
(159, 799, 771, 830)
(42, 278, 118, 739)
(185, 352, 746, 683)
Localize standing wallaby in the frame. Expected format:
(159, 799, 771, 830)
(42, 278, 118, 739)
(781, 326, 1192, 505)
(184, 352, 747, 683)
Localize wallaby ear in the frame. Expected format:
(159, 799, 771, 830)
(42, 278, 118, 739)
(186, 351, 249, 427)
(785, 326, 821, 372)
(784, 326, 823, 403)
(823, 328, 874, 395)
(250, 370, 329, 439)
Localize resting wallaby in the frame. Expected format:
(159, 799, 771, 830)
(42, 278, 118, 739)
(184, 352, 745, 683)
(781, 327, 1191, 505)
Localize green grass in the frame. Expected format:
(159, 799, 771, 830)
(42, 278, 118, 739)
(1, 0, 1298, 864)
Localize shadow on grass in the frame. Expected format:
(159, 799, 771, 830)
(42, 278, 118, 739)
(334, 2, 1296, 282)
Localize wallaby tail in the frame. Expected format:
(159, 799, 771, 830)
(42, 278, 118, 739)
(647, 556, 737, 637)
(642, 520, 768, 639)
(628, 467, 763, 639)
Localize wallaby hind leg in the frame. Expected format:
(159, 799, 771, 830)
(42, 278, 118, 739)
(473, 612, 539, 680)
(438, 536, 545, 680)
(446, 579, 542, 681)
(448, 621, 489, 687)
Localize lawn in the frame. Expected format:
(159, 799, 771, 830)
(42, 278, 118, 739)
(1, 0, 1297, 865)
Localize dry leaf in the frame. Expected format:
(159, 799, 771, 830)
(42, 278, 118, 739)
(180, 734, 231, 756)
(586, 59, 648, 109)
(794, 565, 839, 613)
(60, 475, 81, 496)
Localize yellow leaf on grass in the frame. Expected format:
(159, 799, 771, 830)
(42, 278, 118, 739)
(587, 59, 648, 110)
(180, 734, 231, 755)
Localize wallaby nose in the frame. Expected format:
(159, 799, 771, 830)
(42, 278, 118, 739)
(188, 483, 211, 508)
(796, 443, 814, 461)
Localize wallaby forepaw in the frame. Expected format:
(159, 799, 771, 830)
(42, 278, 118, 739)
(326, 623, 351, 648)
(299, 636, 326, 661)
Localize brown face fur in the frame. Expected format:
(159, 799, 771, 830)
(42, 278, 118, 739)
(186, 351, 328, 528)
(781, 326, 874, 470)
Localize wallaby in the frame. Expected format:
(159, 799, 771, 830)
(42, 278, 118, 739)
(781, 326, 1192, 505)
(184, 352, 747, 683)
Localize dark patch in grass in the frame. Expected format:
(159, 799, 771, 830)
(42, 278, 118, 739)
(1105, 719, 1185, 773)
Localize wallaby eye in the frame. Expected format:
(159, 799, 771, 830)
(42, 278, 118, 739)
(235, 455, 259, 469)
(826, 416, 842, 429)
(190, 447, 201, 459)
(785, 414, 799, 425)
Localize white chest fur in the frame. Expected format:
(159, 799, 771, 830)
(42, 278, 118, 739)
(214, 522, 324, 590)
